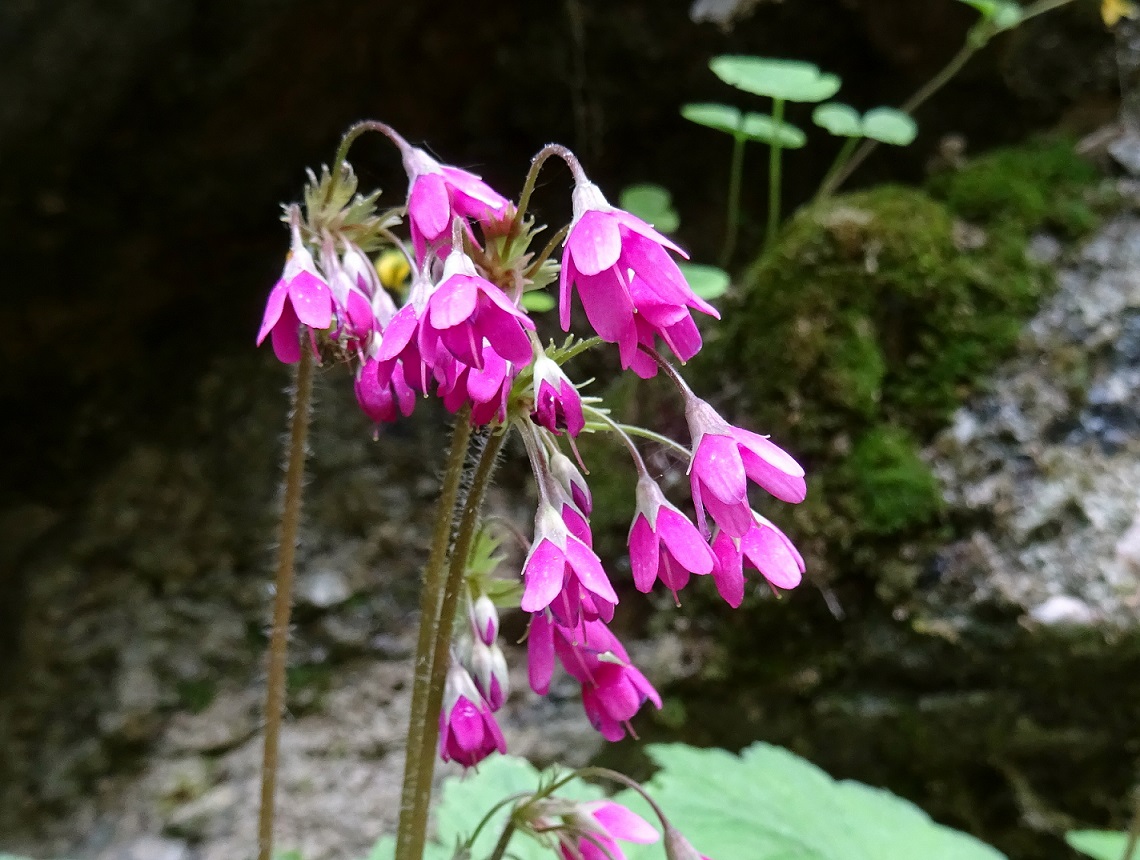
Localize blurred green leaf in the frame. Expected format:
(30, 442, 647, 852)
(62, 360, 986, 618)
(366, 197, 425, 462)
(678, 263, 730, 300)
(617, 743, 1006, 860)
(861, 107, 918, 146)
(521, 291, 555, 313)
(682, 102, 745, 135)
(620, 183, 680, 232)
(739, 112, 807, 148)
(812, 103, 862, 137)
(1066, 830, 1132, 860)
(957, 0, 1023, 29)
(709, 55, 841, 102)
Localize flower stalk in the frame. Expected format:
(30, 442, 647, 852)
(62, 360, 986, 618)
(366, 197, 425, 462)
(257, 345, 316, 860)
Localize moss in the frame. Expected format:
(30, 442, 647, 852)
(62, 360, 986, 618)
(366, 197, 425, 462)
(927, 137, 1099, 238)
(842, 426, 942, 535)
(692, 138, 1101, 595)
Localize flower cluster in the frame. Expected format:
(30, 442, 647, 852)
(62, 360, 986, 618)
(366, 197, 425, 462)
(255, 126, 808, 773)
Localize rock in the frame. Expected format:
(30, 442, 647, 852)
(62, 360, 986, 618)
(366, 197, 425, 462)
(164, 690, 258, 755)
(164, 784, 239, 841)
(296, 567, 352, 610)
(96, 835, 192, 860)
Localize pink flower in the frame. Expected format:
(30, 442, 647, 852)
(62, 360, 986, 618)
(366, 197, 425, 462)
(628, 475, 716, 601)
(559, 179, 718, 370)
(438, 662, 506, 767)
(528, 615, 661, 741)
(685, 396, 806, 538)
(435, 343, 515, 426)
(468, 639, 510, 711)
(256, 219, 334, 363)
(711, 514, 805, 607)
(470, 594, 499, 646)
(401, 145, 509, 262)
(531, 354, 585, 436)
(354, 353, 415, 427)
(550, 452, 592, 516)
(559, 800, 659, 860)
(664, 823, 713, 860)
(424, 247, 535, 370)
(521, 501, 617, 625)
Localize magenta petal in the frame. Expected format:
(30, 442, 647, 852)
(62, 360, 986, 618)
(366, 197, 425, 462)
(610, 209, 686, 257)
(733, 428, 807, 504)
(409, 172, 451, 243)
(693, 435, 747, 504)
(711, 532, 745, 608)
(449, 699, 487, 752)
(656, 508, 715, 575)
(577, 269, 635, 346)
(559, 253, 576, 332)
(269, 303, 303, 363)
(376, 306, 420, 361)
(568, 210, 623, 276)
(742, 524, 804, 589)
(430, 277, 480, 328)
(257, 281, 288, 345)
(595, 667, 642, 721)
(521, 540, 566, 612)
(701, 491, 753, 538)
(565, 538, 618, 604)
(628, 515, 659, 592)
(528, 612, 555, 695)
(590, 800, 661, 845)
(288, 271, 333, 329)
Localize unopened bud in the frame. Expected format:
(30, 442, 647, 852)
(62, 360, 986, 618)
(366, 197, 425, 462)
(470, 640, 510, 710)
(664, 823, 708, 860)
(471, 593, 499, 645)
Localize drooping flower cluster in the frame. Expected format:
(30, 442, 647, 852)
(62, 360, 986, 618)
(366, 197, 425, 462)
(255, 126, 809, 777)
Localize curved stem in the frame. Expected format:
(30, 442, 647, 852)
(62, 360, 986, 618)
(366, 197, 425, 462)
(523, 224, 570, 280)
(583, 406, 648, 474)
(486, 818, 520, 860)
(718, 133, 746, 269)
(401, 428, 509, 860)
(331, 119, 405, 177)
(257, 345, 316, 860)
(518, 144, 585, 226)
(614, 423, 691, 459)
(765, 98, 786, 250)
(394, 412, 474, 860)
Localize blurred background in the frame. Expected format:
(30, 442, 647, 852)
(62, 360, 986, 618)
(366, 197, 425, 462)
(2, 1, 1137, 859)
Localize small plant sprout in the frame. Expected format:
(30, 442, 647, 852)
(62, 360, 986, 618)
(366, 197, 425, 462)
(705, 56, 838, 254)
(812, 104, 917, 201)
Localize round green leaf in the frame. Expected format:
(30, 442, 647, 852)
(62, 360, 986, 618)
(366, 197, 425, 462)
(813, 102, 862, 137)
(740, 112, 806, 148)
(521, 291, 555, 312)
(1065, 830, 1130, 860)
(861, 107, 918, 146)
(620, 183, 680, 233)
(709, 55, 841, 103)
(679, 263, 730, 300)
(958, 0, 1023, 28)
(681, 102, 743, 136)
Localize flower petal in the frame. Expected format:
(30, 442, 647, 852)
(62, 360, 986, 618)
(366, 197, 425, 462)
(568, 210, 623, 275)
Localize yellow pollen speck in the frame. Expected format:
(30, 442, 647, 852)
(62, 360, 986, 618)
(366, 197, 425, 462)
(376, 248, 411, 292)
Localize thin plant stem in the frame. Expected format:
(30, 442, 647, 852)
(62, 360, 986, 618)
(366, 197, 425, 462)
(486, 818, 519, 860)
(400, 428, 509, 860)
(1123, 786, 1140, 860)
(331, 119, 403, 177)
(813, 136, 860, 204)
(815, 0, 1075, 199)
(718, 132, 746, 268)
(394, 411, 474, 860)
(257, 345, 316, 860)
(765, 98, 786, 250)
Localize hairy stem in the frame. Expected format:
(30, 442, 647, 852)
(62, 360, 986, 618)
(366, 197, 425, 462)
(718, 132, 746, 269)
(400, 427, 508, 860)
(394, 412, 474, 860)
(257, 346, 316, 860)
(765, 98, 786, 250)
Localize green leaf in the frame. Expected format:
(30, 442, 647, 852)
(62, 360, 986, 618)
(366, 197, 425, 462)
(678, 263, 730, 300)
(682, 102, 745, 136)
(813, 102, 862, 137)
(1066, 830, 1132, 860)
(616, 743, 1006, 860)
(620, 183, 680, 233)
(739, 112, 807, 148)
(709, 55, 841, 103)
(861, 107, 918, 146)
(521, 291, 555, 312)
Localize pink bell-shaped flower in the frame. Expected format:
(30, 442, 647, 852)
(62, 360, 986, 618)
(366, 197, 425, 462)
(256, 215, 334, 363)
(520, 501, 617, 622)
(438, 661, 506, 767)
(685, 396, 806, 538)
(711, 513, 805, 607)
(559, 178, 718, 370)
(531, 354, 585, 436)
(558, 800, 660, 860)
(628, 474, 716, 601)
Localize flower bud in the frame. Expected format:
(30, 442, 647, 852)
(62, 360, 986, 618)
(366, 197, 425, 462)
(664, 823, 710, 860)
(471, 593, 499, 645)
